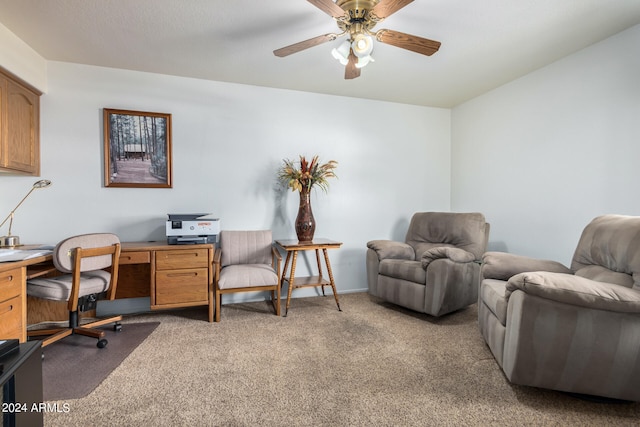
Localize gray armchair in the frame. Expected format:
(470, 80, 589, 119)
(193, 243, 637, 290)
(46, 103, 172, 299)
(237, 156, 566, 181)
(367, 212, 489, 317)
(479, 214, 640, 401)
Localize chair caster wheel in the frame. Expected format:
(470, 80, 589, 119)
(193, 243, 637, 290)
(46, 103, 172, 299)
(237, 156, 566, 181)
(114, 323, 122, 332)
(97, 339, 108, 348)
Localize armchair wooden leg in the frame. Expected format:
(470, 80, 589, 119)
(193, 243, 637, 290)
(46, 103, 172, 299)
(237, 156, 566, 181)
(275, 286, 281, 316)
(215, 287, 221, 322)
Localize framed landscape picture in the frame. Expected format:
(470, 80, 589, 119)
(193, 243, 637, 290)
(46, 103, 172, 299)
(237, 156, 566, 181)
(103, 108, 173, 188)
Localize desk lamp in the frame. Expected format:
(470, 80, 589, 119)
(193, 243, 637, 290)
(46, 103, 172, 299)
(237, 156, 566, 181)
(0, 179, 52, 247)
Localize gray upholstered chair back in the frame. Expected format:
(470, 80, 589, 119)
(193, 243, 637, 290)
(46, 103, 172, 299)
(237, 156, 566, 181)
(53, 233, 121, 273)
(571, 214, 640, 290)
(220, 230, 273, 268)
(405, 212, 488, 260)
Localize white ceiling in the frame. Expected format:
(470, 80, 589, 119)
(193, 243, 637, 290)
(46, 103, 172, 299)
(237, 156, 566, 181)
(1, 0, 639, 108)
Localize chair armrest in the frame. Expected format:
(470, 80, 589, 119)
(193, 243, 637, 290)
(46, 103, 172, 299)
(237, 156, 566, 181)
(481, 251, 571, 281)
(421, 247, 476, 268)
(507, 271, 640, 313)
(366, 240, 415, 261)
(271, 246, 282, 277)
(213, 248, 221, 281)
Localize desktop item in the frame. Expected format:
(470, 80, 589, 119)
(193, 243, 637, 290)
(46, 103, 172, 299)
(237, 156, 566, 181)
(166, 213, 219, 245)
(0, 179, 52, 247)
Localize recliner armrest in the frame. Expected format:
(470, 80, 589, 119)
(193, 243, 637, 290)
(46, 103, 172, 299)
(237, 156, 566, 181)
(421, 247, 475, 268)
(366, 240, 415, 261)
(481, 251, 571, 281)
(507, 271, 640, 313)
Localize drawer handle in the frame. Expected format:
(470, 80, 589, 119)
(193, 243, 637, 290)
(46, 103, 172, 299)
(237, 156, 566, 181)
(1, 275, 14, 283)
(167, 252, 201, 258)
(166, 272, 199, 278)
(0, 304, 13, 316)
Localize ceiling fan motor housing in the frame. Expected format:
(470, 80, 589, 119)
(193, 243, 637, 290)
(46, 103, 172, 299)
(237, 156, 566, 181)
(336, 0, 381, 34)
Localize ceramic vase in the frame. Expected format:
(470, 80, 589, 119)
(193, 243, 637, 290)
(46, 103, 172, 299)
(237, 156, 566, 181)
(295, 188, 315, 242)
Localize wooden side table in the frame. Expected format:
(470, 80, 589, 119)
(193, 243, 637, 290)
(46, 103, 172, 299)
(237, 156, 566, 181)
(275, 238, 342, 317)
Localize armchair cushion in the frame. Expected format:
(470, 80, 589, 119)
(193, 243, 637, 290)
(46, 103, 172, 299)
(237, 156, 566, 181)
(481, 251, 572, 281)
(574, 265, 634, 288)
(571, 214, 640, 290)
(480, 279, 509, 326)
(367, 240, 415, 261)
(507, 271, 640, 313)
(421, 247, 475, 268)
(379, 259, 425, 284)
(406, 212, 487, 260)
(218, 264, 279, 290)
(220, 230, 273, 267)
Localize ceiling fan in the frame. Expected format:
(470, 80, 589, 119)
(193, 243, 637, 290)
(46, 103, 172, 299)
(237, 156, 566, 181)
(273, 0, 441, 79)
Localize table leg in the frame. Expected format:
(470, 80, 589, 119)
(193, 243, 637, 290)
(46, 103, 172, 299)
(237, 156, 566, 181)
(315, 249, 325, 296)
(322, 248, 341, 311)
(281, 251, 292, 288)
(284, 250, 298, 317)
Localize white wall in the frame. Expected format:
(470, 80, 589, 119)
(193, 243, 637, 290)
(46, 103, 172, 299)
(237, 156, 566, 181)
(451, 24, 640, 265)
(0, 22, 47, 92)
(0, 61, 451, 299)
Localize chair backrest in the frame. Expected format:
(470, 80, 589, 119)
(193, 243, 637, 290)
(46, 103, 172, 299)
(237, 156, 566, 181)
(405, 212, 488, 260)
(220, 230, 273, 268)
(571, 214, 640, 290)
(52, 233, 121, 273)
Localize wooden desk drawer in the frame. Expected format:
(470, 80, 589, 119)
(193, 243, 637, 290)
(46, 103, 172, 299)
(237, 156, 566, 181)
(0, 295, 23, 340)
(119, 251, 150, 265)
(0, 267, 24, 302)
(156, 249, 210, 270)
(155, 268, 208, 305)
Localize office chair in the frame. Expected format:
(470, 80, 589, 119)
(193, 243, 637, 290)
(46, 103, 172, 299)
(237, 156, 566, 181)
(26, 233, 123, 348)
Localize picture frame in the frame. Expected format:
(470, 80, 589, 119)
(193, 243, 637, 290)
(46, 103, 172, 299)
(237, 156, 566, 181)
(103, 108, 173, 188)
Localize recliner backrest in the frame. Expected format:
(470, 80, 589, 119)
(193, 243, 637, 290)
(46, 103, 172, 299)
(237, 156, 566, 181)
(220, 230, 273, 267)
(53, 233, 120, 273)
(571, 214, 640, 290)
(405, 212, 488, 260)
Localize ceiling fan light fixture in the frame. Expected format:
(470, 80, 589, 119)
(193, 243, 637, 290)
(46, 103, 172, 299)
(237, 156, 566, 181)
(331, 39, 351, 65)
(351, 34, 373, 57)
(355, 54, 374, 69)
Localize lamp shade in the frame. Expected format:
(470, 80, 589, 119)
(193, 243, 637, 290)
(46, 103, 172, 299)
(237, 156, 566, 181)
(331, 40, 351, 65)
(356, 55, 374, 68)
(351, 34, 373, 58)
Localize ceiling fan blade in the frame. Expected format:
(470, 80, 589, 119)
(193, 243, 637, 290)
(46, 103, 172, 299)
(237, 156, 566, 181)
(376, 29, 441, 56)
(273, 33, 338, 57)
(371, 0, 414, 19)
(344, 50, 361, 79)
(307, 0, 346, 19)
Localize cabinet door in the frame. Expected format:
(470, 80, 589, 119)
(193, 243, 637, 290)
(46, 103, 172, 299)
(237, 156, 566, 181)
(0, 70, 40, 175)
(3, 79, 40, 174)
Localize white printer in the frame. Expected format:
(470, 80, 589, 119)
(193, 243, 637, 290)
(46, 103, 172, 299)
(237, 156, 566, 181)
(166, 214, 220, 245)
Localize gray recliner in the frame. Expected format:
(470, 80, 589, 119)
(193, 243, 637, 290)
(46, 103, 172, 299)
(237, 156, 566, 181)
(479, 214, 640, 401)
(367, 212, 490, 317)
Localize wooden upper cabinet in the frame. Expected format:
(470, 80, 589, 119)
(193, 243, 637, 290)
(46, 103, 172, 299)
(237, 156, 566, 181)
(0, 68, 41, 175)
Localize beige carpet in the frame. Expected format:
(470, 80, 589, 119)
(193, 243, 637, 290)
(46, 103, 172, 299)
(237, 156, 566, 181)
(44, 293, 640, 426)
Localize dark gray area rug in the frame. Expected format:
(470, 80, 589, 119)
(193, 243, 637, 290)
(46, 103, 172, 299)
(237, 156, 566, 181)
(42, 322, 159, 401)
